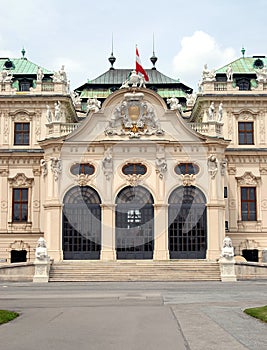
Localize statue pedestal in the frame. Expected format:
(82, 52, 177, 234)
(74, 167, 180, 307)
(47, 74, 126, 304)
(33, 257, 51, 283)
(219, 257, 237, 282)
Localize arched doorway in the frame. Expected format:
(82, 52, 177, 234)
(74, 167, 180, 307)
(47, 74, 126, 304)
(168, 186, 207, 259)
(62, 186, 101, 260)
(115, 186, 154, 259)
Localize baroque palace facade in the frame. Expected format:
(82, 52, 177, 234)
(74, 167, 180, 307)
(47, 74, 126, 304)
(0, 49, 267, 264)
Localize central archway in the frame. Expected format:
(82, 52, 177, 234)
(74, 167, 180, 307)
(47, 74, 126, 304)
(62, 186, 101, 260)
(115, 186, 154, 259)
(168, 186, 207, 259)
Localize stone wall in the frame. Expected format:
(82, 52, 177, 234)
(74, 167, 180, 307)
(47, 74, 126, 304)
(0, 262, 34, 281)
(235, 262, 267, 280)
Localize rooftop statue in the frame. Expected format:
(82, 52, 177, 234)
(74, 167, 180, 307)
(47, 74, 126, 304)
(167, 97, 182, 111)
(202, 64, 216, 82)
(226, 64, 233, 81)
(36, 66, 44, 82)
(120, 70, 146, 89)
(255, 64, 267, 83)
(0, 68, 13, 83)
(52, 65, 67, 83)
(86, 96, 101, 113)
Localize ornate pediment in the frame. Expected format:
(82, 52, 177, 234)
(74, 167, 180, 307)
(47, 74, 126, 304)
(8, 173, 33, 187)
(236, 171, 261, 185)
(105, 92, 164, 138)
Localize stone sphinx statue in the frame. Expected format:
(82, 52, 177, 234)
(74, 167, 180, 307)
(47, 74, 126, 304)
(35, 237, 48, 260)
(221, 236, 234, 259)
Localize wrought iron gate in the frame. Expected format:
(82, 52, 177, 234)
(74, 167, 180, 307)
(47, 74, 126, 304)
(168, 186, 207, 259)
(62, 186, 101, 260)
(116, 186, 154, 259)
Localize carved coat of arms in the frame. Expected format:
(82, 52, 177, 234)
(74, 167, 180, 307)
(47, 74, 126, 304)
(105, 92, 164, 138)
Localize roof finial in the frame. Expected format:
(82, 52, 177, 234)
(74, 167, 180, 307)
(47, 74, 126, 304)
(21, 47, 26, 59)
(150, 33, 158, 69)
(241, 46, 245, 58)
(108, 33, 116, 70)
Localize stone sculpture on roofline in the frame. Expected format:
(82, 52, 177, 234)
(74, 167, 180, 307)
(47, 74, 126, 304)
(120, 70, 147, 89)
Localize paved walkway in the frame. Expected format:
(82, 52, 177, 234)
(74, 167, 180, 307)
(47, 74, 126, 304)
(0, 281, 266, 350)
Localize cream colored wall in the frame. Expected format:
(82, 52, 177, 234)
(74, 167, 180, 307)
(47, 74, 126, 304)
(192, 85, 267, 258)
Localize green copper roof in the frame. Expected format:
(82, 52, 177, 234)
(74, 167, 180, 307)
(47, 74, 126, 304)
(80, 89, 112, 98)
(86, 68, 181, 85)
(80, 87, 187, 99)
(216, 56, 267, 74)
(0, 57, 52, 75)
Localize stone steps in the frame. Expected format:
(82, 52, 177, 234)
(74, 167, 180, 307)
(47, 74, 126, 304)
(49, 260, 221, 282)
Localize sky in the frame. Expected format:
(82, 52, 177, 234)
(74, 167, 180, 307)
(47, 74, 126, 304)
(0, 0, 266, 92)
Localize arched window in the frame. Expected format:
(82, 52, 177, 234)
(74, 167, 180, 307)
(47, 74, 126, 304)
(168, 186, 207, 259)
(115, 186, 154, 259)
(62, 186, 101, 260)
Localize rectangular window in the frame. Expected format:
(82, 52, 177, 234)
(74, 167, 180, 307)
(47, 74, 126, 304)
(12, 188, 28, 222)
(14, 123, 30, 145)
(238, 122, 254, 145)
(241, 187, 256, 221)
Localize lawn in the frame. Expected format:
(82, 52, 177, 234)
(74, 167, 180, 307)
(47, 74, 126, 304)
(0, 310, 19, 325)
(244, 305, 267, 323)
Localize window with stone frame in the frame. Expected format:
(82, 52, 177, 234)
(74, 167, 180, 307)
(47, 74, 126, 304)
(241, 187, 257, 221)
(14, 122, 30, 145)
(238, 122, 254, 145)
(8, 173, 33, 224)
(12, 188, 28, 222)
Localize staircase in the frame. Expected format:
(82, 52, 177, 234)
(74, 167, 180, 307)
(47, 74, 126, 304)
(49, 260, 221, 282)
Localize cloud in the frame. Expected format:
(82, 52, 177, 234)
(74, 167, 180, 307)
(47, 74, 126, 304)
(172, 31, 236, 89)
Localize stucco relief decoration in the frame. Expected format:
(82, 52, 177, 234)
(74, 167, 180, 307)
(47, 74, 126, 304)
(259, 112, 265, 143)
(102, 147, 113, 180)
(155, 148, 167, 179)
(76, 174, 92, 187)
(33, 200, 40, 209)
(181, 174, 195, 187)
(126, 174, 143, 187)
(10, 240, 29, 251)
(239, 239, 258, 251)
(40, 159, 48, 177)
(0, 169, 9, 177)
(261, 199, 267, 209)
(8, 173, 33, 187)
(220, 159, 227, 176)
(259, 166, 267, 175)
(105, 92, 164, 138)
(50, 157, 62, 181)
(1, 201, 8, 210)
(236, 172, 260, 186)
(228, 166, 236, 175)
(207, 155, 218, 179)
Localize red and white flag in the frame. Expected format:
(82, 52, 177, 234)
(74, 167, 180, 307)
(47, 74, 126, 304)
(136, 46, 149, 81)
